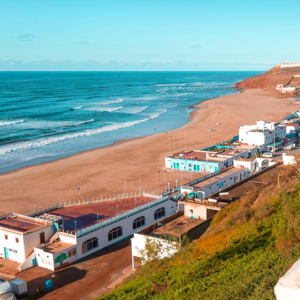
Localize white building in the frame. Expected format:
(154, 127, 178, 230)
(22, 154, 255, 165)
(282, 153, 296, 166)
(239, 121, 286, 148)
(0, 195, 178, 272)
(131, 197, 228, 268)
(0, 214, 53, 265)
(180, 166, 250, 200)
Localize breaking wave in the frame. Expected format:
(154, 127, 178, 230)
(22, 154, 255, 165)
(118, 106, 148, 114)
(0, 120, 24, 127)
(86, 106, 123, 112)
(0, 112, 166, 155)
(100, 98, 124, 105)
(71, 106, 84, 110)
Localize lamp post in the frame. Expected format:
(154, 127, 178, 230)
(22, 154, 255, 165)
(97, 213, 99, 221)
(117, 205, 119, 216)
(74, 221, 77, 231)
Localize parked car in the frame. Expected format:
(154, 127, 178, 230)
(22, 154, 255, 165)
(262, 152, 273, 158)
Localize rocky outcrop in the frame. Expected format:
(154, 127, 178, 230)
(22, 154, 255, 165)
(236, 64, 300, 97)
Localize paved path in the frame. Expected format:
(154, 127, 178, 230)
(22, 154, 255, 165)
(15, 240, 132, 300)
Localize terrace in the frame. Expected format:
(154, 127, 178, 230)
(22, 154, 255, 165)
(45, 196, 158, 234)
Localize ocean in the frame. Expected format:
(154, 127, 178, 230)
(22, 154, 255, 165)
(0, 71, 261, 173)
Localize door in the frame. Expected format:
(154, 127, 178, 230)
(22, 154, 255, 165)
(4, 247, 9, 258)
(32, 258, 37, 266)
(40, 232, 45, 244)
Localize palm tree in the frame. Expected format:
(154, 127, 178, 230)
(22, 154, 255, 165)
(251, 152, 263, 159)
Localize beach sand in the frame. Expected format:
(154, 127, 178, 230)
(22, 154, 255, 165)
(0, 88, 298, 215)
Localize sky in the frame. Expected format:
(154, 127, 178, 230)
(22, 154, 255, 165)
(0, 0, 299, 71)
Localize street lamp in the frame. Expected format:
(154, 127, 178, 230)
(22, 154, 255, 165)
(74, 221, 77, 231)
(117, 205, 119, 216)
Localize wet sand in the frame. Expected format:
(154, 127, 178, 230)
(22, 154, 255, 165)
(0, 88, 298, 215)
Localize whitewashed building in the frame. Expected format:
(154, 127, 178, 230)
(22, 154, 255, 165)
(0, 195, 178, 272)
(239, 121, 286, 148)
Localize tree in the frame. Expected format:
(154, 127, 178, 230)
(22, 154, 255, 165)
(55, 252, 67, 266)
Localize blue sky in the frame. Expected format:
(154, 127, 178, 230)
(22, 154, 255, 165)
(0, 0, 299, 71)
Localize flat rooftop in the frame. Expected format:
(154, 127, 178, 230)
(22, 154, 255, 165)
(196, 167, 241, 187)
(41, 241, 74, 254)
(48, 197, 155, 232)
(183, 167, 242, 189)
(0, 216, 46, 233)
(149, 215, 202, 238)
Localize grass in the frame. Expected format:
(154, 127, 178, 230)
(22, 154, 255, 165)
(96, 166, 300, 300)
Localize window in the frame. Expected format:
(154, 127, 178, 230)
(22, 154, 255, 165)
(4, 235, 8, 240)
(108, 227, 122, 241)
(154, 207, 165, 220)
(133, 216, 145, 230)
(40, 232, 45, 244)
(82, 237, 98, 254)
(15, 238, 19, 243)
(68, 248, 77, 258)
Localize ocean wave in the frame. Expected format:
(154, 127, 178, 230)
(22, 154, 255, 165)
(86, 106, 123, 112)
(71, 106, 85, 110)
(100, 98, 124, 105)
(0, 120, 24, 127)
(118, 106, 148, 114)
(156, 83, 186, 87)
(0, 112, 164, 155)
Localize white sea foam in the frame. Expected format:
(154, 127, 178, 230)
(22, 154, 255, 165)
(100, 98, 124, 105)
(156, 83, 186, 87)
(0, 120, 24, 127)
(72, 106, 84, 110)
(118, 106, 148, 114)
(0, 112, 164, 155)
(16, 119, 95, 129)
(86, 106, 123, 112)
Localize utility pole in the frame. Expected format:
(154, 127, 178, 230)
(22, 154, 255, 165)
(158, 171, 161, 195)
(124, 178, 126, 198)
(139, 173, 142, 196)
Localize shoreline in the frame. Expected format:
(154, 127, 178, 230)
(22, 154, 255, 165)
(0, 89, 237, 176)
(0, 88, 298, 216)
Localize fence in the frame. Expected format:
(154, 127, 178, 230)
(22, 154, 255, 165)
(26, 191, 162, 217)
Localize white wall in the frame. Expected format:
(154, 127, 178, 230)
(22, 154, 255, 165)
(283, 153, 296, 165)
(19, 251, 36, 271)
(58, 232, 77, 244)
(201, 168, 248, 199)
(76, 199, 178, 260)
(23, 225, 54, 258)
(53, 246, 77, 270)
(183, 202, 208, 220)
(34, 248, 55, 271)
(165, 157, 171, 168)
(0, 229, 25, 263)
(131, 233, 179, 264)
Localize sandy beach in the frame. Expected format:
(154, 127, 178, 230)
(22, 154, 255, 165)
(0, 88, 298, 216)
